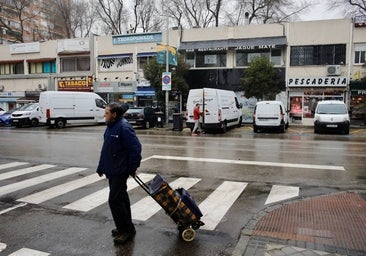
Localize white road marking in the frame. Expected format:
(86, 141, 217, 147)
(132, 177, 201, 221)
(199, 181, 247, 230)
(63, 173, 155, 212)
(0, 167, 87, 197)
(8, 248, 50, 256)
(150, 155, 345, 171)
(265, 185, 299, 205)
(0, 164, 56, 181)
(0, 162, 28, 170)
(0, 202, 27, 215)
(18, 174, 101, 204)
(0, 242, 6, 252)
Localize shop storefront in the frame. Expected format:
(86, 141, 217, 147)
(287, 76, 348, 123)
(350, 80, 366, 125)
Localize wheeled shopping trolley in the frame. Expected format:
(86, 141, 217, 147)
(134, 174, 204, 242)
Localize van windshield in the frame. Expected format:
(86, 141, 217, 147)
(316, 104, 347, 114)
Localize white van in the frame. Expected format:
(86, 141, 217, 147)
(39, 91, 107, 128)
(10, 103, 40, 127)
(253, 101, 289, 133)
(186, 88, 242, 132)
(313, 100, 350, 134)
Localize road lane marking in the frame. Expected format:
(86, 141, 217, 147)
(149, 155, 345, 171)
(63, 173, 155, 212)
(132, 177, 201, 221)
(265, 185, 299, 205)
(0, 162, 28, 170)
(8, 248, 50, 256)
(199, 181, 247, 230)
(18, 174, 101, 204)
(0, 167, 87, 197)
(0, 202, 27, 215)
(0, 164, 56, 181)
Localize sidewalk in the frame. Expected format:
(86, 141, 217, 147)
(232, 191, 366, 256)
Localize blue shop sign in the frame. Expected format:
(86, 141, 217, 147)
(112, 33, 162, 45)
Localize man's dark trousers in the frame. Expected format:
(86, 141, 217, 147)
(108, 174, 134, 233)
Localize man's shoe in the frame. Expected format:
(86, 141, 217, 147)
(113, 230, 136, 244)
(111, 229, 120, 237)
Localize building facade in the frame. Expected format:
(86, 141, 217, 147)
(0, 18, 365, 124)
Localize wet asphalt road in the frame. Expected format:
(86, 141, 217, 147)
(0, 124, 365, 256)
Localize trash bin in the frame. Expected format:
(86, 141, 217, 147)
(172, 113, 183, 131)
(155, 112, 164, 128)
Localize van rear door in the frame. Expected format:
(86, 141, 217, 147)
(203, 88, 219, 125)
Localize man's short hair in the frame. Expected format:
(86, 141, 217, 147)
(107, 102, 123, 118)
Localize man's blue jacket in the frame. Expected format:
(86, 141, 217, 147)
(97, 117, 142, 178)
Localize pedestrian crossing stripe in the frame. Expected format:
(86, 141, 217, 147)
(0, 167, 87, 197)
(265, 185, 299, 205)
(62, 173, 156, 212)
(0, 162, 300, 231)
(199, 181, 248, 230)
(0, 162, 28, 171)
(0, 164, 56, 181)
(7, 247, 50, 256)
(131, 177, 201, 221)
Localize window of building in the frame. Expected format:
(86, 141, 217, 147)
(138, 56, 155, 71)
(29, 61, 56, 74)
(0, 62, 24, 75)
(354, 43, 366, 64)
(60, 56, 90, 72)
(236, 49, 281, 67)
(290, 44, 346, 66)
(185, 51, 195, 67)
(195, 51, 226, 67)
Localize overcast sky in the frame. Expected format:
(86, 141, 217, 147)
(297, 1, 344, 21)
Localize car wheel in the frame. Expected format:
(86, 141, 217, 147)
(30, 118, 39, 127)
(237, 117, 242, 128)
(221, 122, 227, 133)
(344, 127, 349, 135)
(55, 118, 66, 129)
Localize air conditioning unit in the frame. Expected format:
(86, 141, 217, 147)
(326, 65, 341, 76)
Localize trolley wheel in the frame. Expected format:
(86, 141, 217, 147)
(181, 228, 196, 242)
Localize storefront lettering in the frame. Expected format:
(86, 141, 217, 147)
(235, 44, 276, 50)
(357, 90, 366, 95)
(288, 77, 347, 87)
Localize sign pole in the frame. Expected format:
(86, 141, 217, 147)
(165, 12, 169, 126)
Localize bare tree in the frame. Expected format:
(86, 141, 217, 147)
(96, 0, 129, 35)
(326, 0, 366, 17)
(0, 0, 38, 42)
(223, 0, 311, 25)
(132, 0, 161, 33)
(205, 0, 223, 27)
(48, 0, 74, 38)
(70, 1, 98, 37)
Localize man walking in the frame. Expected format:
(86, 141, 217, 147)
(97, 102, 142, 244)
(192, 103, 203, 135)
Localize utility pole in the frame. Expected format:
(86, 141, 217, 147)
(165, 11, 170, 126)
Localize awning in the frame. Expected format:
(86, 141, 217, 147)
(97, 54, 132, 59)
(179, 36, 287, 50)
(0, 98, 18, 102)
(135, 91, 155, 96)
(0, 60, 23, 64)
(137, 52, 157, 57)
(26, 58, 56, 63)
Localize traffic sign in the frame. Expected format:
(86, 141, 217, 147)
(162, 72, 171, 91)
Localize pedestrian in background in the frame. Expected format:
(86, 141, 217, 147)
(192, 103, 203, 135)
(97, 102, 142, 244)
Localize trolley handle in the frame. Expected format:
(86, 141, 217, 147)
(133, 175, 151, 195)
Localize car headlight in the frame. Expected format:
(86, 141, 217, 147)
(24, 112, 31, 116)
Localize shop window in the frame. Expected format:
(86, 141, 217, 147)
(236, 49, 275, 67)
(0, 62, 24, 75)
(290, 44, 346, 66)
(61, 56, 90, 72)
(196, 51, 226, 67)
(138, 56, 155, 71)
(29, 61, 56, 74)
(185, 51, 195, 67)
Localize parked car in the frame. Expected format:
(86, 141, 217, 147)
(124, 107, 157, 129)
(0, 107, 21, 126)
(10, 103, 40, 127)
(313, 100, 350, 134)
(253, 101, 289, 133)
